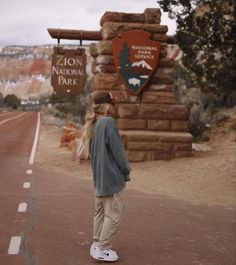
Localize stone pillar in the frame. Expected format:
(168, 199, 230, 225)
(89, 8, 192, 162)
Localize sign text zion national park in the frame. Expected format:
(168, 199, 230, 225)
(51, 47, 86, 95)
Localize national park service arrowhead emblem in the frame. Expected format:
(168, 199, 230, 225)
(112, 30, 161, 95)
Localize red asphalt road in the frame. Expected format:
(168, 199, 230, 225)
(0, 111, 37, 265)
(0, 111, 18, 121)
(0, 111, 235, 265)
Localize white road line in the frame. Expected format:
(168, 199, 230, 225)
(29, 112, 40, 165)
(23, 182, 31, 189)
(0, 112, 27, 126)
(26, 169, 33, 174)
(8, 236, 21, 254)
(18, 202, 27, 212)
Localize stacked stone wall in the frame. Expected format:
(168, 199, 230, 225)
(89, 8, 193, 162)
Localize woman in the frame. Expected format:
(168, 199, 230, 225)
(77, 91, 131, 262)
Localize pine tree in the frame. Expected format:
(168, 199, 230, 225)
(157, 0, 236, 107)
(119, 43, 131, 68)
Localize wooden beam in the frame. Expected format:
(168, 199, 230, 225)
(47, 28, 102, 41)
(47, 28, 175, 44)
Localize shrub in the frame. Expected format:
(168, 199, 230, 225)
(4, 94, 21, 109)
(48, 78, 93, 124)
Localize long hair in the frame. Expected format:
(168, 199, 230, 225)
(76, 103, 110, 159)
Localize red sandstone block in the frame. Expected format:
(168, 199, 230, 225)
(97, 40, 113, 55)
(126, 151, 147, 162)
(144, 8, 161, 24)
(120, 13, 145, 24)
(171, 142, 192, 152)
(149, 76, 173, 85)
(95, 55, 114, 65)
(127, 141, 173, 152)
(139, 104, 190, 120)
(113, 90, 141, 103)
(170, 120, 190, 132)
(147, 120, 170, 131)
(158, 133, 193, 143)
(120, 130, 192, 143)
(120, 129, 193, 161)
(118, 103, 139, 118)
(126, 142, 192, 161)
(147, 84, 174, 92)
(102, 22, 168, 40)
(174, 150, 193, 158)
(94, 73, 121, 90)
(160, 44, 168, 57)
(159, 58, 174, 67)
(150, 63, 174, 85)
(89, 43, 98, 57)
(100, 12, 122, 26)
(152, 33, 168, 42)
(154, 67, 174, 76)
(141, 91, 175, 104)
(100, 11, 145, 26)
(93, 64, 116, 74)
(117, 119, 147, 130)
(91, 60, 96, 75)
(154, 151, 174, 160)
(142, 24, 168, 33)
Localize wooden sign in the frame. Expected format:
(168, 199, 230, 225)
(112, 30, 161, 95)
(51, 47, 86, 95)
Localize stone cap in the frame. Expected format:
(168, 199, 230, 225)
(120, 130, 193, 143)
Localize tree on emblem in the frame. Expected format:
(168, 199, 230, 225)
(119, 43, 131, 69)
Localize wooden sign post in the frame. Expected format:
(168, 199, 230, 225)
(51, 47, 86, 95)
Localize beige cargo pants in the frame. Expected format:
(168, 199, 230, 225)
(93, 189, 125, 250)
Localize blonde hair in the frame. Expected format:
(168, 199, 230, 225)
(76, 103, 110, 159)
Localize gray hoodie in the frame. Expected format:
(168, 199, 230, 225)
(91, 116, 131, 196)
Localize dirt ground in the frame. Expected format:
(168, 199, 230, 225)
(36, 108, 236, 207)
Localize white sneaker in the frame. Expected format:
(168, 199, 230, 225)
(90, 243, 96, 256)
(91, 246, 118, 262)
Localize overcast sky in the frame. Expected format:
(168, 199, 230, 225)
(0, 0, 176, 48)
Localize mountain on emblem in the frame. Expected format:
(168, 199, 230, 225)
(132, 60, 152, 70)
(112, 30, 161, 95)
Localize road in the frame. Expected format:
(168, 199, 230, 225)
(0, 111, 39, 265)
(0, 111, 235, 265)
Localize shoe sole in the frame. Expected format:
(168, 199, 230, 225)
(91, 253, 118, 262)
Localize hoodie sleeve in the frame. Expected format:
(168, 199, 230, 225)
(107, 123, 131, 181)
